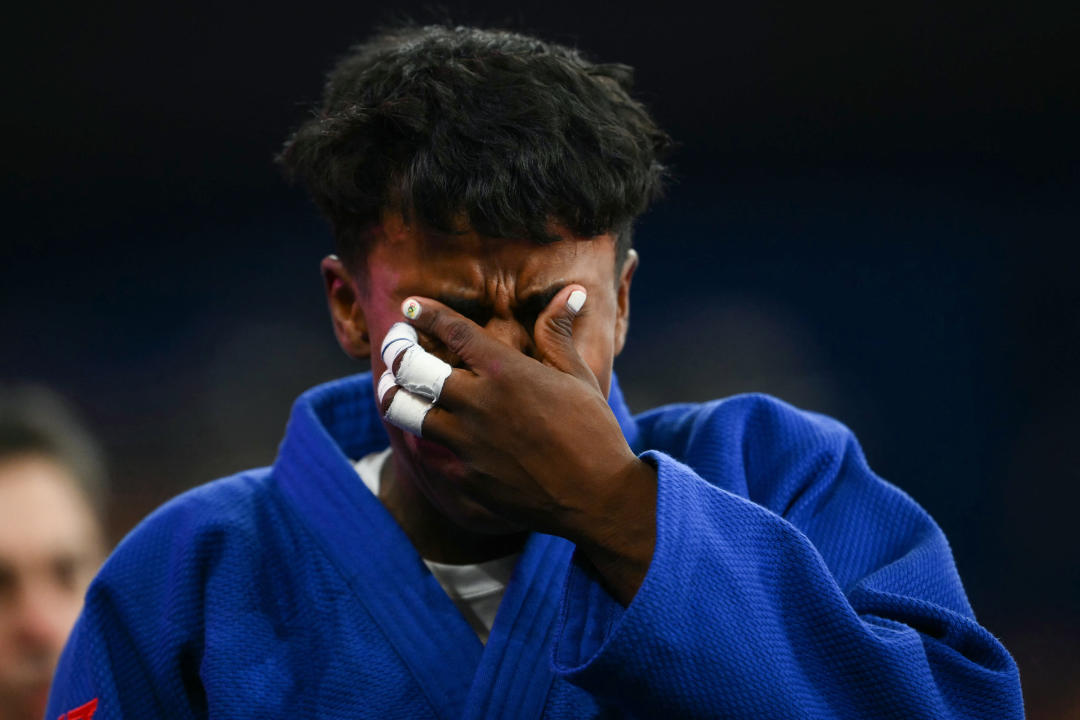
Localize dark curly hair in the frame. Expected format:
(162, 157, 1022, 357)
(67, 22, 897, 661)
(277, 24, 671, 271)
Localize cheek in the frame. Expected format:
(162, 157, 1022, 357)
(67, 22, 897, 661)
(574, 320, 617, 396)
(53, 594, 84, 637)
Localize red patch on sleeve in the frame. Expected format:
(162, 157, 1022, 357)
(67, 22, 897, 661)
(57, 697, 98, 720)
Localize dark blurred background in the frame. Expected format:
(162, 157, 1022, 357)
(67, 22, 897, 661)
(3, 1, 1077, 716)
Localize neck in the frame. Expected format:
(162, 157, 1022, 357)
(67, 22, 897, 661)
(378, 451, 527, 564)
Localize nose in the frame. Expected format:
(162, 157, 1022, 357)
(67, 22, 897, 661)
(483, 316, 536, 357)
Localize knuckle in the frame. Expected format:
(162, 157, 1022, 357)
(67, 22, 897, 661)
(442, 318, 474, 354)
(546, 313, 573, 336)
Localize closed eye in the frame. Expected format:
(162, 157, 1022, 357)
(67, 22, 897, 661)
(432, 295, 492, 327)
(430, 283, 567, 342)
(514, 285, 565, 333)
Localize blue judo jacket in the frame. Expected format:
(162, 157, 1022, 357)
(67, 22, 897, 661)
(47, 373, 1023, 718)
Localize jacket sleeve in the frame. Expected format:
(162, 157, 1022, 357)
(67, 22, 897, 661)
(551, 395, 1024, 719)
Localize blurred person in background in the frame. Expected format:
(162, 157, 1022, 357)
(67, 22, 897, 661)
(0, 387, 106, 720)
(46, 24, 1023, 718)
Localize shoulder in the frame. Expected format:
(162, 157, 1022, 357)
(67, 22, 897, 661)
(634, 393, 869, 517)
(49, 469, 298, 714)
(635, 392, 854, 462)
(112, 469, 274, 558)
(89, 469, 284, 616)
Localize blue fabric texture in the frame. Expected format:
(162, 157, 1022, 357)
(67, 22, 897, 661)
(47, 372, 1023, 719)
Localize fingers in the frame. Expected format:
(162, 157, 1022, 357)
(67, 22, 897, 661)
(377, 370, 433, 437)
(377, 368, 397, 406)
(397, 296, 496, 369)
(380, 322, 454, 403)
(377, 315, 461, 437)
(377, 369, 462, 445)
(396, 291, 594, 384)
(377, 323, 444, 438)
(376, 299, 488, 442)
(532, 284, 596, 383)
(379, 290, 594, 438)
(380, 322, 418, 368)
(396, 341, 453, 400)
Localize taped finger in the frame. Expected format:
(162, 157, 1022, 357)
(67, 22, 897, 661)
(377, 370, 397, 407)
(394, 344, 452, 401)
(383, 384, 433, 437)
(381, 322, 418, 368)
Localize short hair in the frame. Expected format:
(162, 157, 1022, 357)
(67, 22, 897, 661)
(0, 385, 108, 522)
(277, 24, 671, 271)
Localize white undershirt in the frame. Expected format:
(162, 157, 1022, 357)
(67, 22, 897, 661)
(353, 448, 517, 644)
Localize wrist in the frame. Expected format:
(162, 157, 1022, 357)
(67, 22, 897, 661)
(565, 456, 658, 605)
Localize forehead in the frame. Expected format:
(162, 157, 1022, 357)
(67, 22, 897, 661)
(0, 455, 96, 562)
(364, 216, 617, 295)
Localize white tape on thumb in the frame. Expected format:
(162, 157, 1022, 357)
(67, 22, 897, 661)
(383, 387, 433, 437)
(381, 322, 418, 368)
(395, 345, 452, 401)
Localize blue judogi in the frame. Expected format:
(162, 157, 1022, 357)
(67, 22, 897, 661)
(46, 373, 1023, 718)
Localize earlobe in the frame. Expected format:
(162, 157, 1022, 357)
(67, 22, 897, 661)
(321, 255, 372, 359)
(613, 249, 638, 356)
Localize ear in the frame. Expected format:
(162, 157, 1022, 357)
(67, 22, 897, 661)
(613, 249, 638, 357)
(321, 255, 371, 359)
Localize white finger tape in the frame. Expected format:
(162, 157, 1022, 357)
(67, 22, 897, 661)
(395, 344, 452, 401)
(383, 387, 433, 437)
(377, 370, 397, 405)
(381, 322, 418, 368)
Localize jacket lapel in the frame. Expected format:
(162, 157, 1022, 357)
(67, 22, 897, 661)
(273, 372, 640, 719)
(275, 374, 483, 720)
(462, 533, 575, 720)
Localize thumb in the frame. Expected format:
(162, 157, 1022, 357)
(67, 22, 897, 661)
(534, 285, 595, 382)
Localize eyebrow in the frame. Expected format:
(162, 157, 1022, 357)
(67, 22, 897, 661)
(433, 283, 566, 325)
